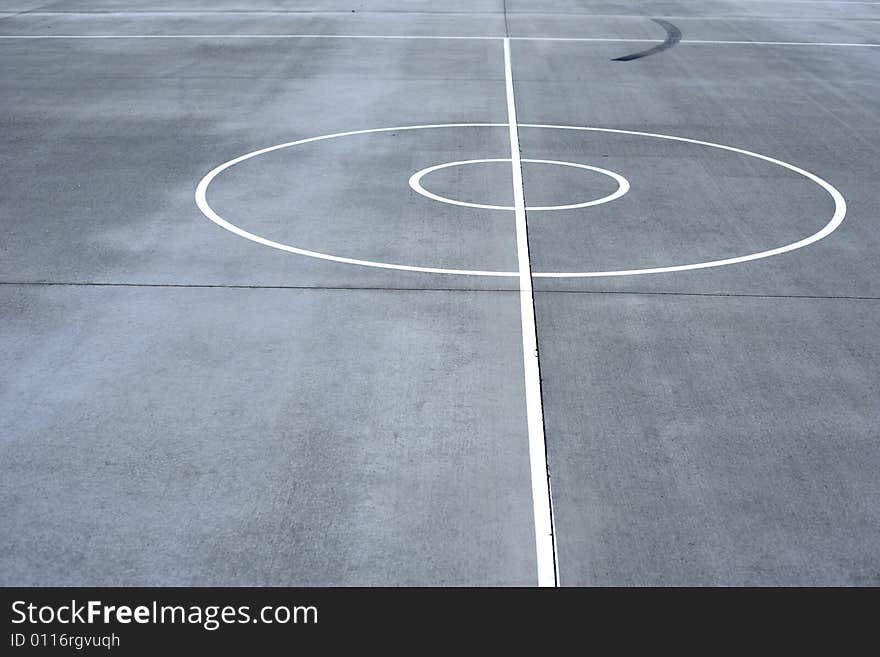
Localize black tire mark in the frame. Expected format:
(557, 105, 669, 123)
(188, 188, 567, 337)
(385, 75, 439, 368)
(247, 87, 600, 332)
(613, 19, 682, 62)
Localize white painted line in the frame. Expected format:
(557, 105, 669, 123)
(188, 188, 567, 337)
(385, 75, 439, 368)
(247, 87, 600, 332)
(197, 123, 845, 278)
(10, 1, 880, 9)
(196, 123, 517, 277)
(0, 34, 878, 47)
(517, 37, 880, 47)
(504, 38, 558, 588)
(408, 157, 630, 211)
(196, 123, 845, 278)
(0, 33, 501, 40)
(681, 39, 880, 46)
(517, 124, 847, 278)
(518, 37, 660, 43)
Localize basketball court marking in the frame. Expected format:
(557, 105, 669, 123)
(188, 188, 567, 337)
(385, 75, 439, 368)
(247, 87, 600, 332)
(195, 38, 846, 586)
(195, 125, 846, 278)
(523, 125, 847, 278)
(195, 124, 517, 278)
(1, 5, 869, 587)
(188, 32, 848, 587)
(504, 38, 559, 588)
(408, 158, 630, 212)
(9, 1, 880, 10)
(1, 35, 878, 48)
(192, 39, 844, 586)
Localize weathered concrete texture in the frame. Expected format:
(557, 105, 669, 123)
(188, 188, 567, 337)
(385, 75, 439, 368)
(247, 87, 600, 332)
(535, 292, 880, 586)
(1, 1, 878, 586)
(0, 285, 535, 585)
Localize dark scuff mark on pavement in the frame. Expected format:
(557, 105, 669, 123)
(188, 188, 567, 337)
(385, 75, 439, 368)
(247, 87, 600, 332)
(613, 19, 682, 62)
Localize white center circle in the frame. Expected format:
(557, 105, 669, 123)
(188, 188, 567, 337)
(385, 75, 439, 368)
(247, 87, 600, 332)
(408, 158, 630, 211)
(194, 123, 846, 278)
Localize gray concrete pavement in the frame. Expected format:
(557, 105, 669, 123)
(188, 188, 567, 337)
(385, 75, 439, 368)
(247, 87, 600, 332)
(512, 39, 880, 297)
(0, 33, 516, 291)
(1, 1, 878, 586)
(0, 284, 536, 585)
(536, 292, 880, 585)
(508, 25, 880, 584)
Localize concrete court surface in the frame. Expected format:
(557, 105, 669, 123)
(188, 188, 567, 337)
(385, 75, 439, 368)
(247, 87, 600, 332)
(1, 2, 878, 586)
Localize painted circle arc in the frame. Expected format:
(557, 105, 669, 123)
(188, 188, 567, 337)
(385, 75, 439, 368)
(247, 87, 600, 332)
(408, 158, 630, 211)
(194, 123, 846, 278)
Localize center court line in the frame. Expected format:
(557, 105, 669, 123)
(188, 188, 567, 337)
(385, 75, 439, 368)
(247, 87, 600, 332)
(0, 34, 878, 47)
(503, 37, 559, 588)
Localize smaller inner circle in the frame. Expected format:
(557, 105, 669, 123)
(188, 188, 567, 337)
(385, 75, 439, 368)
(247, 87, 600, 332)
(408, 158, 630, 212)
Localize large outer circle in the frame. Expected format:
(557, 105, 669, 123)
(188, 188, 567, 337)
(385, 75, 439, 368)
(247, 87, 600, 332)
(408, 157, 630, 211)
(195, 123, 847, 278)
